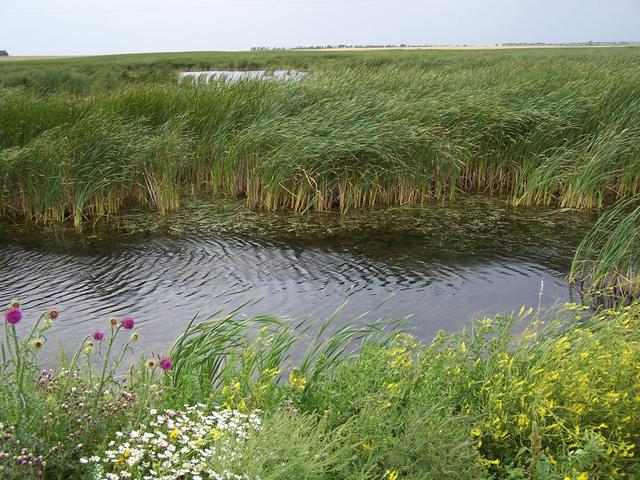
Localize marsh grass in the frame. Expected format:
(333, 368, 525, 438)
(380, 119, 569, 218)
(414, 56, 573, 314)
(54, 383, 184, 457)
(570, 195, 640, 304)
(2, 65, 639, 221)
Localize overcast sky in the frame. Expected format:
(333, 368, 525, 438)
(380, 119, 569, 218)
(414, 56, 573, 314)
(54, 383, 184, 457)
(1, 0, 639, 55)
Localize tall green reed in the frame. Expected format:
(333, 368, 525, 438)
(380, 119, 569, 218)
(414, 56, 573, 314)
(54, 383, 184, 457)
(168, 292, 403, 405)
(570, 195, 640, 304)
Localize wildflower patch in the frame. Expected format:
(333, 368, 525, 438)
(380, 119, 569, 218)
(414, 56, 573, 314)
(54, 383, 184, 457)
(83, 405, 261, 480)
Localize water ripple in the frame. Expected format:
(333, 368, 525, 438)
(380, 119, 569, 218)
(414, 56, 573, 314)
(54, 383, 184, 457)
(0, 197, 595, 352)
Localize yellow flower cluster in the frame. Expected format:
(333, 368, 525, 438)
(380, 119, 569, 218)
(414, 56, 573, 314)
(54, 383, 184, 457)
(289, 369, 307, 391)
(386, 333, 417, 369)
(383, 469, 398, 480)
(469, 303, 640, 477)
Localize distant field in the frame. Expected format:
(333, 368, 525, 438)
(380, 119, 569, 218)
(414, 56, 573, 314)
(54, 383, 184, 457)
(0, 55, 77, 61)
(296, 44, 639, 51)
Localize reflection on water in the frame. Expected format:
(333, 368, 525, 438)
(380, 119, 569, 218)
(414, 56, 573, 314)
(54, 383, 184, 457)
(0, 196, 594, 356)
(177, 70, 306, 83)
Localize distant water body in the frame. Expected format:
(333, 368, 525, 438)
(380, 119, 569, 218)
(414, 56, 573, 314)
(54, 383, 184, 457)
(177, 70, 306, 83)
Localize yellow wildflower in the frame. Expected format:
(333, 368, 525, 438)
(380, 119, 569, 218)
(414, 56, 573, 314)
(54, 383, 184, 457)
(387, 383, 401, 393)
(264, 367, 280, 378)
(516, 414, 530, 429)
(480, 458, 501, 467)
(289, 370, 307, 391)
(390, 354, 412, 368)
(384, 470, 398, 480)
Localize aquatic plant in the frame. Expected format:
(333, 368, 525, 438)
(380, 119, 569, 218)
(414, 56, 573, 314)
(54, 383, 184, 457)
(167, 292, 403, 407)
(1, 49, 639, 224)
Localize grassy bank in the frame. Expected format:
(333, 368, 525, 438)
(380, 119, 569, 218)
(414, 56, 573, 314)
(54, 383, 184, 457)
(1, 299, 639, 479)
(1, 47, 639, 295)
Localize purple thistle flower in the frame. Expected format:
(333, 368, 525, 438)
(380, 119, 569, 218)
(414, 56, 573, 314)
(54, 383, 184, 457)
(49, 308, 59, 320)
(121, 316, 135, 330)
(159, 357, 172, 371)
(5, 308, 22, 325)
(93, 330, 105, 341)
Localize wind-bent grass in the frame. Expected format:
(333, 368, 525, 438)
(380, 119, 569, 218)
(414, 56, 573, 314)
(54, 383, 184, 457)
(570, 195, 640, 304)
(1, 59, 639, 221)
(168, 291, 404, 402)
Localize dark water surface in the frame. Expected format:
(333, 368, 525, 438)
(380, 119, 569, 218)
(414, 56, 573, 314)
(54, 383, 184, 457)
(0, 196, 594, 357)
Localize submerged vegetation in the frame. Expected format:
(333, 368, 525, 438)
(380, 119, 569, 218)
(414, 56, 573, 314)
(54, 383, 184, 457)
(1, 298, 639, 479)
(0, 47, 639, 297)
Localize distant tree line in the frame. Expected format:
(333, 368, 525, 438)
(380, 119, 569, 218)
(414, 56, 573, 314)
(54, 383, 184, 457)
(252, 44, 436, 51)
(501, 41, 637, 47)
(250, 41, 637, 51)
(250, 47, 288, 51)
(289, 44, 430, 49)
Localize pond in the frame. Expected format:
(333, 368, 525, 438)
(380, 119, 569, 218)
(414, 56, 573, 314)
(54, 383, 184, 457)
(0, 196, 594, 358)
(177, 70, 306, 83)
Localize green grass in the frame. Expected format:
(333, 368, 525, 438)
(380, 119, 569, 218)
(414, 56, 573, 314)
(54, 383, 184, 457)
(1, 47, 639, 295)
(1, 299, 639, 479)
(570, 195, 640, 303)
